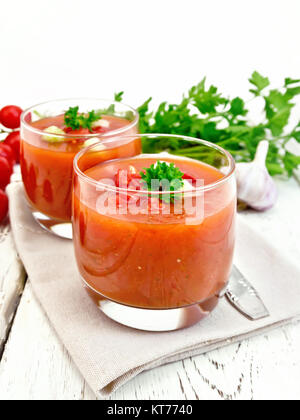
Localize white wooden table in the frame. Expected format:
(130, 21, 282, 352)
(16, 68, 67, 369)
(0, 178, 299, 401)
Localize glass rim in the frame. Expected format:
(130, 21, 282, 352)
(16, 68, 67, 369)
(20, 97, 139, 139)
(73, 133, 236, 194)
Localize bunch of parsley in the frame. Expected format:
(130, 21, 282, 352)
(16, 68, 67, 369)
(117, 72, 300, 177)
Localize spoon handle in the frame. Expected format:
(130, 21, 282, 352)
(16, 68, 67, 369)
(226, 266, 270, 321)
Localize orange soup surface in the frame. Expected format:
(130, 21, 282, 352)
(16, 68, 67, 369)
(21, 114, 140, 221)
(73, 155, 236, 309)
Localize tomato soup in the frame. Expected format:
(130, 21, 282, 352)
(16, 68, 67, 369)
(73, 154, 236, 310)
(21, 114, 140, 221)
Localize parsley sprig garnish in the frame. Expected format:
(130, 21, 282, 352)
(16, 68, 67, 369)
(140, 161, 184, 203)
(64, 106, 102, 132)
(63, 93, 131, 132)
(135, 72, 300, 177)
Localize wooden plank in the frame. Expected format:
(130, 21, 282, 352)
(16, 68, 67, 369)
(0, 283, 96, 401)
(0, 221, 26, 355)
(111, 322, 300, 400)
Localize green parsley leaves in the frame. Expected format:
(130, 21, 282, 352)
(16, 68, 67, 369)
(249, 71, 270, 96)
(64, 106, 102, 132)
(135, 72, 300, 177)
(114, 92, 124, 102)
(140, 161, 184, 203)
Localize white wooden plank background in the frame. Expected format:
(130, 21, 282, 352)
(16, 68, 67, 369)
(0, 221, 26, 355)
(0, 178, 299, 400)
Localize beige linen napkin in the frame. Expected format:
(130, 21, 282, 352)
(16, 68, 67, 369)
(7, 182, 300, 398)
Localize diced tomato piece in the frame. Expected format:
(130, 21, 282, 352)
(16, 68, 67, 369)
(182, 173, 197, 183)
(115, 166, 142, 188)
(114, 166, 143, 209)
(63, 127, 91, 135)
(92, 126, 106, 134)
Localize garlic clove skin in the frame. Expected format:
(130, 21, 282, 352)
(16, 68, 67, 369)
(236, 163, 278, 211)
(236, 141, 278, 211)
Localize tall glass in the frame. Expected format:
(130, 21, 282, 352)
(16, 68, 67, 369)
(20, 99, 139, 239)
(73, 134, 236, 331)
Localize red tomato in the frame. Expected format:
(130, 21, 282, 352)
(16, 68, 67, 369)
(0, 106, 23, 129)
(4, 131, 20, 163)
(115, 166, 141, 188)
(64, 127, 91, 135)
(114, 166, 143, 208)
(0, 189, 8, 223)
(0, 156, 12, 190)
(0, 144, 16, 168)
(92, 126, 106, 134)
(182, 173, 197, 187)
(182, 173, 197, 182)
(24, 112, 32, 123)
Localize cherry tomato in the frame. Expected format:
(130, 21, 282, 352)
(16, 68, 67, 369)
(0, 189, 8, 223)
(0, 156, 12, 190)
(0, 144, 16, 168)
(0, 105, 23, 129)
(4, 131, 20, 163)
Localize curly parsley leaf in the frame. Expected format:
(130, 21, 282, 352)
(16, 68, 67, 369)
(229, 97, 248, 117)
(285, 78, 300, 87)
(137, 98, 153, 133)
(189, 78, 228, 114)
(64, 106, 102, 132)
(140, 161, 184, 203)
(283, 152, 300, 177)
(114, 92, 124, 102)
(249, 71, 270, 96)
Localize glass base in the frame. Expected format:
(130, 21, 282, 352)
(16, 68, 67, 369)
(84, 282, 220, 331)
(32, 210, 73, 240)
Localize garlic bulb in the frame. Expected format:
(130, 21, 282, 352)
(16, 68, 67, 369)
(236, 140, 277, 211)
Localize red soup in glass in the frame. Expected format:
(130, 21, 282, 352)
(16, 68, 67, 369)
(73, 134, 236, 331)
(20, 99, 140, 238)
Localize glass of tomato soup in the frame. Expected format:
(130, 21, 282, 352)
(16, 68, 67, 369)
(73, 134, 236, 331)
(20, 99, 140, 239)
